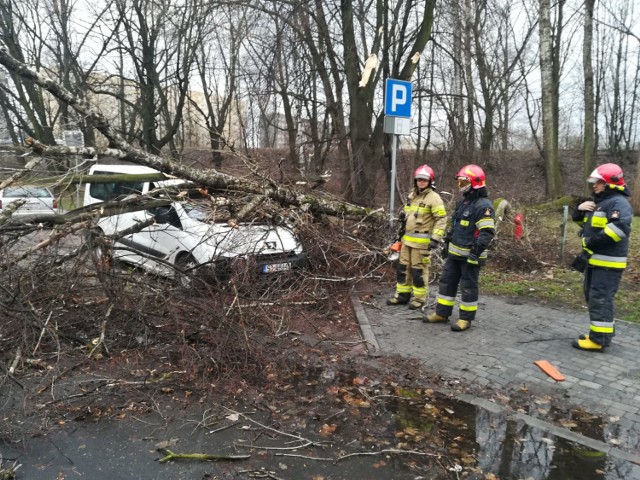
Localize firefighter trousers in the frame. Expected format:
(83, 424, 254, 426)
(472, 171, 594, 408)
(434, 257, 480, 321)
(394, 245, 431, 303)
(584, 266, 622, 346)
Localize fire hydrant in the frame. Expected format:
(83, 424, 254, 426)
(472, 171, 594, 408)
(514, 212, 524, 240)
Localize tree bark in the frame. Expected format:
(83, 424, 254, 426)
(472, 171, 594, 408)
(539, 0, 564, 197)
(582, 0, 596, 196)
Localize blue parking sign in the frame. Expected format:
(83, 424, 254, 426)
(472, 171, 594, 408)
(384, 79, 412, 118)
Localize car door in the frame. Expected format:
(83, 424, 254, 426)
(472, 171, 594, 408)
(127, 205, 192, 274)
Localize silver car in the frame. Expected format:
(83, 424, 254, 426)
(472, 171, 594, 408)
(0, 186, 58, 216)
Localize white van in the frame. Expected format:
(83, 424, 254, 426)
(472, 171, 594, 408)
(83, 164, 307, 285)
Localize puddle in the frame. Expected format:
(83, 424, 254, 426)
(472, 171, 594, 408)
(2, 368, 639, 479)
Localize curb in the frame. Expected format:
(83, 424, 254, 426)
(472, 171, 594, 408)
(350, 294, 380, 356)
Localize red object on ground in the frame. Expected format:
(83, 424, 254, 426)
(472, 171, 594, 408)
(514, 212, 524, 239)
(534, 360, 565, 382)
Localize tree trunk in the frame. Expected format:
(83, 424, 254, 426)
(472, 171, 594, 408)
(582, 0, 595, 196)
(539, 0, 564, 198)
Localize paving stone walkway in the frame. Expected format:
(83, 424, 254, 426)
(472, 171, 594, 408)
(354, 292, 640, 461)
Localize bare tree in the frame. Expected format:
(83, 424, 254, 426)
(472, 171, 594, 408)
(598, 1, 639, 157)
(189, 4, 245, 168)
(105, 0, 210, 157)
(538, 0, 564, 198)
(0, 0, 56, 144)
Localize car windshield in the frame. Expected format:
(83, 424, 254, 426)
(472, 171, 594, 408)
(3, 187, 51, 198)
(181, 202, 212, 221)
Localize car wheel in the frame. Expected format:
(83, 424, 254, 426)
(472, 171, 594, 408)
(85, 229, 111, 272)
(175, 253, 199, 289)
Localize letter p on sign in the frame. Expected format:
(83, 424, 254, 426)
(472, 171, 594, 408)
(384, 79, 412, 118)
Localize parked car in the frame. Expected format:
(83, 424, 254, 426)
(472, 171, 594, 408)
(0, 185, 58, 216)
(83, 164, 307, 285)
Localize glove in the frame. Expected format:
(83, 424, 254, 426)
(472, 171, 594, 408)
(469, 242, 482, 257)
(428, 239, 440, 251)
(440, 241, 449, 260)
(467, 253, 479, 266)
(570, 253, 588, 273)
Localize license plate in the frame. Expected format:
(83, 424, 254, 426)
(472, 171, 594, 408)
(263, 262, 292, 273)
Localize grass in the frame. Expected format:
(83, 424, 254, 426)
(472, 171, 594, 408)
(480, 204, 640, 323)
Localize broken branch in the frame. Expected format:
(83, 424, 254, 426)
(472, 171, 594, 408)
(156, 449, 249, 463)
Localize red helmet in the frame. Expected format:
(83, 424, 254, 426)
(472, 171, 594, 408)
(587, 163, 625, 187)
(456, 164, 486, 189)
(414, 165, 435, 183)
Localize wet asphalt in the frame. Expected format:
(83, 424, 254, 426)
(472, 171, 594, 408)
(354, 291, 640, 464)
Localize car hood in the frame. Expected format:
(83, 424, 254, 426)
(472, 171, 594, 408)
(183, 218, 302, 257)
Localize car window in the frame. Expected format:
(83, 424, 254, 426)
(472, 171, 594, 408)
(182, 203, 209, 221)
(3, 186, 52, 198)
(149, 205, 181, 229)
(89, 171, 145, 202)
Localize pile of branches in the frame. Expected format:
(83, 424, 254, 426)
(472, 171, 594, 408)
(0, 45, 398, 398)
(0, 195, 392, 389)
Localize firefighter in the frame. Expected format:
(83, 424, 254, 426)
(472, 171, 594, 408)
(424, 165, 495, 331)
(571, 163, 632, 352)
(387, 165, 447, 310)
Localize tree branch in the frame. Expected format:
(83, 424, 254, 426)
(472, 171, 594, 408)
(0, 45, 384, 222)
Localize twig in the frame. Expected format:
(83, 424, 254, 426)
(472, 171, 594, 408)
(208, 423, 237, 435)
(359, 301, 381, 310)
(89, 303, 112, 358)
(33, 311, 53, 355)
(323, 409, 346, 422)
(335, 448, 441, 462)
(236, 301, 317, 308)
(28, 301, 60, 359)
(273, 452, 333, 461)
(235, 442, 313, 451)
(8, 347, 21, 375)
(306, 276, 356, 282)
(275, 447, 442, 464)
(0, 361, 24, 389)
(157, 448, 249, 463)
(237, 468, 285, 480)
(221, 405, 322, 447)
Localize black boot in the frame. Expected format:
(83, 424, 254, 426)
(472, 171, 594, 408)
(387, 292, 410, 306)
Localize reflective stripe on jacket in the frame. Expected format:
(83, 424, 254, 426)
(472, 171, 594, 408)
(573, 187, 632, 269)
(401, 188, 447, 249)
(448, 190, 495, 258)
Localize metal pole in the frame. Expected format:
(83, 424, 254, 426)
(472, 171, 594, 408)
(389, 134, 397, 227)
(560, 205, 568, 262)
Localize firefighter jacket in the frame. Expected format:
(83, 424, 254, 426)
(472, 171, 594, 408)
(447, 188, 495, 260)
(572, 186, 632, 269)
(401, 187, 447, 249)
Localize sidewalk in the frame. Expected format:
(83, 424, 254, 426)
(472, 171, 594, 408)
(354, 292, 640, 458)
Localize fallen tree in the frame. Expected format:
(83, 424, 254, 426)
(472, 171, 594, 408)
(0, 45, 386, 224)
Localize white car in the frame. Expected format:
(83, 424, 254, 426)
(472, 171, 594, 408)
(0, 186, 58, 216)
(83, 164, 307, 285)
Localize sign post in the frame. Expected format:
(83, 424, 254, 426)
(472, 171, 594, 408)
(383, 79, 412, 227)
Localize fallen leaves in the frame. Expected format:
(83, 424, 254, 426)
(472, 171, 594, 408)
(319, 424, 337, 436)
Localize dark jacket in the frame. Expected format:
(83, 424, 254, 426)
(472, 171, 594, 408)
(572, 186, 632, 269)
(447, 187, 496, 260)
